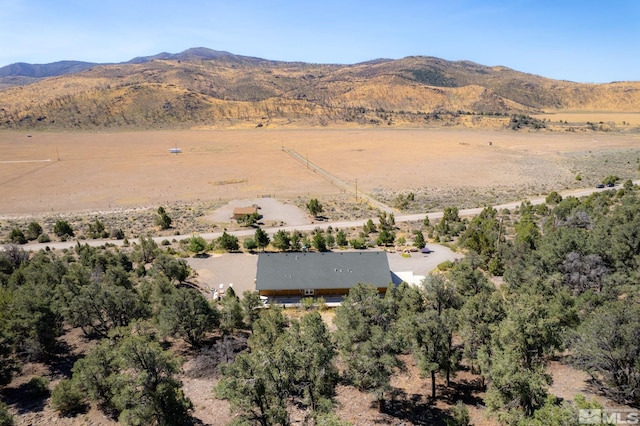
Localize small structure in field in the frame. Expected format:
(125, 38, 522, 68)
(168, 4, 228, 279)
(169, 147, 182, 154)
(255, 251, 392, 299)
(232, 205, 259, 220)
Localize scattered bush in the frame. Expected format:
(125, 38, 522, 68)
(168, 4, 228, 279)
(51, 379, 85, 416)
(0, 401, 14, 426)
(25, 222, 43, 241)
(155, 206, 172, 229)
(437, 260, 454, 271)
(110, 228, 125, 239)
(349, 238, 367, 250)
(8, 228, 26, 244)
(25, 376, 50, 398)
(37, 233, 51, 243)
(53, 220, 74, 238)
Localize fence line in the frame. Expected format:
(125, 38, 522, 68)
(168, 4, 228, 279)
(282, 147, 394, 213)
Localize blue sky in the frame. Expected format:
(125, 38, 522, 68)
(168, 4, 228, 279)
(1, 0, 638, 83)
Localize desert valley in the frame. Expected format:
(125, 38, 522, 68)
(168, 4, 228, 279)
(1, 48, 640, 426)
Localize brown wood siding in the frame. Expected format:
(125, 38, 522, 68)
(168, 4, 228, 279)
(258, 287, 387, 298)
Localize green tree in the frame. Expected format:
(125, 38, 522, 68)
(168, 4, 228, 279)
(0, 401, 14, 426)
(152, 253, 190, 283)
(155, 206, 172, 230)
(63, 277, 148, 338)
(216, 308, 336, 424)
(72, 339, 119, 407)
(240, 290, 263, 328)
(336, 229, 348, 248)
(187, 234, 207, 255)
(271, 229, 291, 251)
(459, 207, 500, 264)
(133, 235, 159, 264)
(334, 284, 401, 412)
(285, 312, 338, 415)
(407, 306, 459, 398)
(312, 231, 327, 252)
(514, 213, 540, 251)
(448, 254, 493, 297)
(8, 228, 26, 244)
(86, 217, 108, 239)
(218, 287, 243, 334)
(243, 238, 258, 252)
(0, 328, 18, 385)
(413, 229, 426, 249)
(363, 218, 377, 235)
(50, 378, 86, 415)
(73, 334, 193, 425)
(307, 198, 324, 218)
(572, 300, 640, 405)
(237, 212, 259, 227)
(325, 230, 335, 249)
(158, 288, 218, 348)
(216, 308, 290, 425)
(545, 191, 563, 205)
(8, 279, 63, 359)
(435, 206, 464, 240)
(216, 231, 239, 252)
(376, 229, 395, 246)
(458, 290, 505, 383)
(377, 211, 394, 233)
(481, 288, 577, 421)
(53, 220, 75, 238)
(349, 237, 367, 250)
(115, 335, 192, 425)
(483, 344, 552, 421)
(254, 227, 270, 252)
(290, 230, 303, 251)
(216, 345, 289, 425)
(422, 274, 462, 316)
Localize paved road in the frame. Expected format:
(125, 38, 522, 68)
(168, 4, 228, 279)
(2, 182, 628, 253)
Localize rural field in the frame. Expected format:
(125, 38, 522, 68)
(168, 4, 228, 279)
(1, 126, 640, 219)
(2, 125, 640, 426)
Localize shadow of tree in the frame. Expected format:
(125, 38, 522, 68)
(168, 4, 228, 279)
(372, 387, 454, 425)
(1, 381, 48, 414)
(438, 376, 486, 408)
(48, 340, 82, 379)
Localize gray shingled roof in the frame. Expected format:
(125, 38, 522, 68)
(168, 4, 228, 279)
(256, 251, 392, 291)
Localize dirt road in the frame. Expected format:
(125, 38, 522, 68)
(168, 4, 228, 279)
(5, 181, 628, 254)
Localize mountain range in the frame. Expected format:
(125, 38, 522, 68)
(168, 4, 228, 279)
(1, 47, 638, 130)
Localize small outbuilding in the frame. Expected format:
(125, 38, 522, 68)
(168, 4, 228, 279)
(232, 205, 259, 220)
(256, 251, 392, 299)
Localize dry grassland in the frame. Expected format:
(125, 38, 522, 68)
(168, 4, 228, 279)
(1, 127, 640, 231)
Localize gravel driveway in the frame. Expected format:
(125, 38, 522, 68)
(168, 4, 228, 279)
(207, 197, 311, 226)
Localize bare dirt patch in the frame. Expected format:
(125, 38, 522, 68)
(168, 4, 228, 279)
(204, 197, 311, 227)
(2, 128, 640, 218)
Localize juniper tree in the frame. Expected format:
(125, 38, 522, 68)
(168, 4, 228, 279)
(334, 284, 402, 412)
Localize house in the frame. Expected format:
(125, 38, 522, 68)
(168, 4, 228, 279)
(255, 251, 392, 299)
(232, 205, 258, 220)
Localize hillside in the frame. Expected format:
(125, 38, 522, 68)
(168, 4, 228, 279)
(1, 47, 639, 130)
